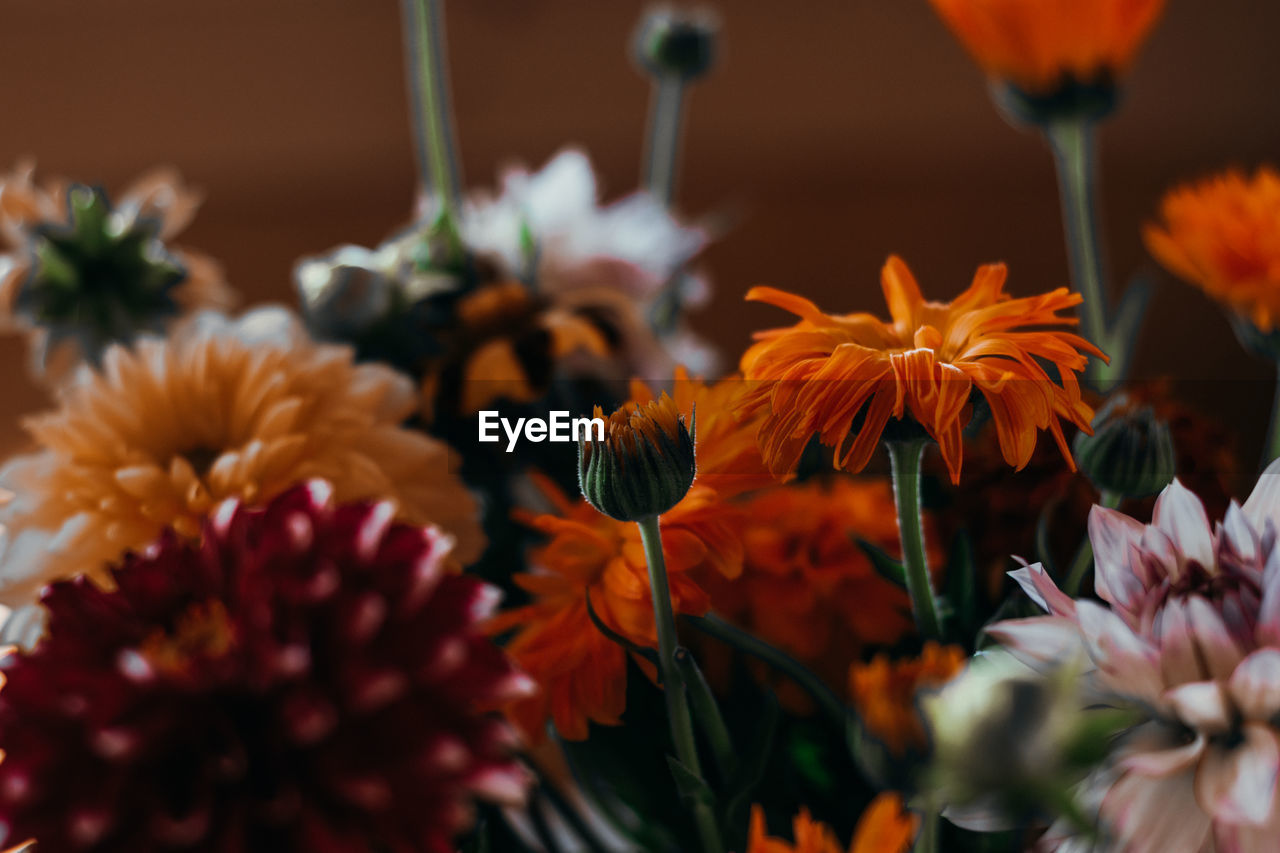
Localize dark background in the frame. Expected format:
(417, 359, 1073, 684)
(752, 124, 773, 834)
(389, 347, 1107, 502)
(1, 0, 1276, 472)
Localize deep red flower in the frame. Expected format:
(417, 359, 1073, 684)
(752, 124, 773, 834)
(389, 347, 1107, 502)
(0, 481, 532, 852)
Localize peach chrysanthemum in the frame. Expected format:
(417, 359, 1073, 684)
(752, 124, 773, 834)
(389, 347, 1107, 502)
(0, 308, 483, 607)
(487, 371, 766, 740)
(849, 642, 967, 755)
(928, 0, 1166, 95)
(746, 794, 919, 853)
(738, 255, 1103, 484)
(1144, 166, 1280, 334)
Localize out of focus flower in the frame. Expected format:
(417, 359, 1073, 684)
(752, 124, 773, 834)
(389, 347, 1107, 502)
(0, 162, 234, 382)
(487, 373, 763, 740)
(0, 308, 483, 610)
(0, 482, 532, 852)
(579, 392, 696, 522)
(849, 642, 966, 755)
(928, 0, 1165, 99)
(987, 464, 1280, 850)
(738, 255, 1102, 483)
(1145, 166, 1280, 342)
(702, 478, 924, 707)
(295, 150, 713, 423)
(746, 794, 918, 853)
(1073, 391, 1176, 499)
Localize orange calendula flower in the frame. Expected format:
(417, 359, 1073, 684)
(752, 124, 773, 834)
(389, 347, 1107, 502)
(738, 255, 1103, 484)
(747, 794, 919, 853)
(488, 372, 765, 740)
(0, 309, 484, 607)
(1144, 166, 1280, 334)
(849, 642, 967, 755)
(928, 0, 1166, 96)
(701, 478, 927, 707)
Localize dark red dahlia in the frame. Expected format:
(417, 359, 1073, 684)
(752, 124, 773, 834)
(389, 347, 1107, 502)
(0, 481, 532, 852)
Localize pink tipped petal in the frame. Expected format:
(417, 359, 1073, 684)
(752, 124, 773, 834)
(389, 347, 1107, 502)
(1088, 505, 1147, 606)
(1243, 457, 1280, 532)
(985, 616, 1086, 672)
(1258, 549, 1280, 647)
(1152, 480, 1216, 577)
(1103, 770, 1213, 853)
(1194, 723, 1280, 826)
(1008, 563, 1075, 617)
(1166, 681, 1233, 734)
(1158, 599, 1209, 687)
(1221, 502, 1260, 565)
(1230, 649, 1280, 721)
(1075, 601, 1164, 705)
(1116, 721, 1207, 777)
(1186, 595, 1245, 680)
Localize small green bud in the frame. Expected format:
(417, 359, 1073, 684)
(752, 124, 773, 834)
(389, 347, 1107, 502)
(579, 394, 696, 521)
(633, 8, 718, 82)
(1073, 393, 1176, 499)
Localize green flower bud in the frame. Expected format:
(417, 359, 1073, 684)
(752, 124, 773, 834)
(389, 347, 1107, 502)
(579, 394, 696, 521)
(1073, 393, 1176, 499)
(633, 8, 718, 82)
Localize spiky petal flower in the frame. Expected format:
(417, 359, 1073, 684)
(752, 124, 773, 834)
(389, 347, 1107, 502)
(0, 162, 234, 383)
(0, 482, 532, 852)
(849, 642, 966, 755)
(738, 255, 1103, 483)
(987, 460, 1280, 851)
(0, 308, 483, 611)
(746, 795, 918, 853)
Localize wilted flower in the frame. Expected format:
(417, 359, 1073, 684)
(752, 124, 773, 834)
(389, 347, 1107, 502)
(738, 255, 1103, 483)
(929, 0, 1165, 109)
(987, 464, 1280, 850)
(0, 162, 234, 383)
(850, 642, 966, 756)
(0, 482, 532, 851)
(1145, 166, 1280, 348)
(0, 308, 483, 611)
(746, 794, 919, 853)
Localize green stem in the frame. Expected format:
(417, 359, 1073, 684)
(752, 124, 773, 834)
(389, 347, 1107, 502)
(643, 74, 687, 207)
(915, 808, 939, 853)
(675, 649, 736, 779)
(1265, 367, 1280, 470)
(401, 0, 462, 210)
(887, 441, 942, 640)
(1046, 116, 1114, 385)
(636, 516, 724, 853)
(1063, 490, 1123, 596)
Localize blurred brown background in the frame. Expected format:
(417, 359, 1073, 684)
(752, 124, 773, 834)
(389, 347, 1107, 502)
(0, 0, 1277, 475)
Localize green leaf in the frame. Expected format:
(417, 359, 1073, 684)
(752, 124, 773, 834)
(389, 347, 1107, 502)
(666, 756, 716, 808)
(855, 538, 906, 587)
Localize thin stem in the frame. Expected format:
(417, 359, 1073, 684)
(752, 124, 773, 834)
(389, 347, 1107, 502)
(636, 515, 724, 853)
(887, 441, 941, 640)
(642, 74, 687, 207)
(1063, 490, 1123, 596)
(1045, 116, 1112, 385)
(1266, 367, 1280, 470)
(400, 0, 462, 210)
(675, 649, 736, 779)
(916, 808, 939, 853)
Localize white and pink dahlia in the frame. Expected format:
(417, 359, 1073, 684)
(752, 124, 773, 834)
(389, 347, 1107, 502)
(988, 460, 1280, 852)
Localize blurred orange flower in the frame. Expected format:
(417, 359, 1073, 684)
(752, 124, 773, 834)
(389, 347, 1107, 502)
(738, 255, 1102, 484)
(928, 0, 1166, 95)
(849, 642, 967, 755)
(747, 794, 918, 853)
(487, 372, 766, 741)
(0, 309, 483, 607)
(702, 478, 927, 706)
(1144, 166, 1280, 333)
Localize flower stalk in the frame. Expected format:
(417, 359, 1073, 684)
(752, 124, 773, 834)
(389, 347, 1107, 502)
(636, 515, 724, 853)
(401, 0, 462, 212)
(887, 440, 942, 640)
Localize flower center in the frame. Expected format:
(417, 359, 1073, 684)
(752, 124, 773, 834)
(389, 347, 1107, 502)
(140, 599, 235, 674)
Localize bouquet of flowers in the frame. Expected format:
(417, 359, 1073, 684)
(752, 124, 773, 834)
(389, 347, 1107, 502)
(0, 2, 1275, 851)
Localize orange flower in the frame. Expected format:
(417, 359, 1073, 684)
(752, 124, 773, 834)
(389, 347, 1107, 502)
(747, 794, 918, 853)
(738, 255, 1103, 484)
(928, 0, 1166, 95)
(487, 372, 765, 740)
(701, 478, 926, 707)
(1144, 166, 1280, 333)
(0, 309, 483, 607)
(849, 642, 967, 755)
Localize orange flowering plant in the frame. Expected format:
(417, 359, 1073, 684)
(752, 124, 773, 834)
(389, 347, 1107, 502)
(0, 0, 1274, 852)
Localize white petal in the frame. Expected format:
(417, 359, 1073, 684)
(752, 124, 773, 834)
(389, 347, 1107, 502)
(1157, 599, 1208, 687)
(984, 616, 1086, 672)
(1166, 681, 1233, 734)
(1088, 505, 1146, 606)
(1230, 648, 1280, 721)
(1153, 480, 1216, 576)
(1075, 601, 1165, 705)
(1008, 563, 1076, 617)
(1116, 721, 1207, 777)
(1222, 501, 1260, 565)
(1194, 723, 1280, 826)
(1186, 595, 1245, 680)
(1244, 457, 1280, 532)
(1102, 770, 1212, 853)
